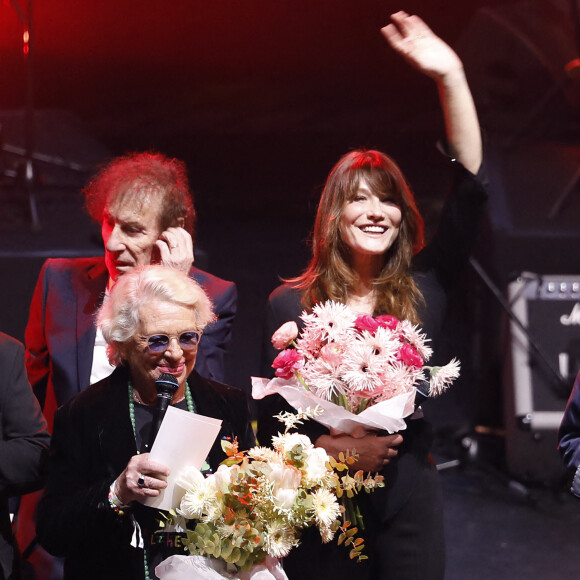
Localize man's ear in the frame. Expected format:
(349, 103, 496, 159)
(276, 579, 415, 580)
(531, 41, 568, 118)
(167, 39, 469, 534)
(176, 217, 185, 228)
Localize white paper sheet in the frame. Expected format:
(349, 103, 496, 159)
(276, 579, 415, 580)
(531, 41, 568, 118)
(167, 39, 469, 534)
(144, 406, 222, 510)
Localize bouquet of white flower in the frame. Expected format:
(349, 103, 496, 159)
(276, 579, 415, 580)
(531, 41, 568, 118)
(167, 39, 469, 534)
(156, 408, 383, 580)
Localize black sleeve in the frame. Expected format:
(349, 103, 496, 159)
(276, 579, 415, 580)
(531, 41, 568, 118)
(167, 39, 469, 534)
(36, 403, 133, 557)
(228, 385, 257, 453)
(0, 335, 50, 496)
(413, 162, 488, 293)
(195, 377, 257, 467)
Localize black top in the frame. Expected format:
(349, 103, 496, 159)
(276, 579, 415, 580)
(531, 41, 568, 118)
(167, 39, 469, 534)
(258, 161, 488, 449)
(255, 161, 487, 580)
(37, 367, 255, 580)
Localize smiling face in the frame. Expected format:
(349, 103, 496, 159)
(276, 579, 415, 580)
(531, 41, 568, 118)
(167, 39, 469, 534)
(120, 299, 198, 400)
(339, 178, 402, 262)
(101, 192, 164, 285)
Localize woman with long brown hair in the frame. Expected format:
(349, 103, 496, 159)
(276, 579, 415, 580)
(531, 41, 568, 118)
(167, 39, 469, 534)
(258, 11, 486, 580)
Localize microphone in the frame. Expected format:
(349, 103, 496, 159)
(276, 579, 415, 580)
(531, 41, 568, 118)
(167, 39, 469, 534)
(147, 373, 179, 450)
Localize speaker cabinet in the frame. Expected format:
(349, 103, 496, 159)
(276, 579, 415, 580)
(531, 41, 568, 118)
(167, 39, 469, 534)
(504, 273, 580, 482)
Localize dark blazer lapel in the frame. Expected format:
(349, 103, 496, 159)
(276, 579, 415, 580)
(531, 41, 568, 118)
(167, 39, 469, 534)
(188, 371, 225, 422)
(187, 371, 244, 470)
(96, 368, 137, 479)
(76, 258, 109, 393)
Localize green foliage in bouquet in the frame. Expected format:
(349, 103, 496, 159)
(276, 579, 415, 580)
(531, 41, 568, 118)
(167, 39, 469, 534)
(174, 407, 384, 572)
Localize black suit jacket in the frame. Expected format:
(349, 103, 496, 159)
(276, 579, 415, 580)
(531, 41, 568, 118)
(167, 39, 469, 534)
(0, 333, 50, 580)
(36, 368, 255, 580)
(24, 257, 237, 424)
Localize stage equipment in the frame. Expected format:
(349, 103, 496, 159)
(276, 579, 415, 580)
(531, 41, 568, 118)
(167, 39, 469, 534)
(503, 272, 580, 482)
(3, 0, 93, 229)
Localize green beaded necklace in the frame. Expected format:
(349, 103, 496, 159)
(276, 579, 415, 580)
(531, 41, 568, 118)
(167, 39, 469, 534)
(128, 381, 196, 440)
(127, 380, 195, 580)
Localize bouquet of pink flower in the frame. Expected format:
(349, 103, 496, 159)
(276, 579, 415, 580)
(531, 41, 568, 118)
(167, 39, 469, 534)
(252, 300, 460, 435)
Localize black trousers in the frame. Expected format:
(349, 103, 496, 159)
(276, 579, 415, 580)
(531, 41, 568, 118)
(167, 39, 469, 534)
(283, 420, 445, 580)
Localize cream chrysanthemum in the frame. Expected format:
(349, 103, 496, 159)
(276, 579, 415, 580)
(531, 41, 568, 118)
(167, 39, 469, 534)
(311, 488, 341, 527)
(178, 478, 217, 520)
(319, 523, 336, 544)
(247, 446, 282, 464)
(271, 432, 312, 454)
(264, 520, 297, 558)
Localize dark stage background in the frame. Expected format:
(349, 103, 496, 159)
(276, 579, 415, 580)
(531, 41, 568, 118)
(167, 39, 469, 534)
(1, 0, 579, 424)
(0, 2, 580, 576)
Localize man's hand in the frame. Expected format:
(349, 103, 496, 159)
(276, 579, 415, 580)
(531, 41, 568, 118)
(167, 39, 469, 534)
(155, 226, 194, 273)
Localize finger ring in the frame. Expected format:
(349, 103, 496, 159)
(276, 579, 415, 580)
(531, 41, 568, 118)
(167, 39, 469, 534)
(137, 474, 146, 488)
(170, 244, 178, 249)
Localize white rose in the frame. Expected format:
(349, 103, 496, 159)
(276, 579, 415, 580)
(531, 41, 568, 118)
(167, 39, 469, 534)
(303, 447, 330, 483)
(272, 432, 312, 455)
(213, 464, 233, 493)
(268, 464, 302, 510)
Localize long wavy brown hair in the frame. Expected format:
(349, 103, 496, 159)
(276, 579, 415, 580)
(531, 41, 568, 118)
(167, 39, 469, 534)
(290, 149, 425, 323)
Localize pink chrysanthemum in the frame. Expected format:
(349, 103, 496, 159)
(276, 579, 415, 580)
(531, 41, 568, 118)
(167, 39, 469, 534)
(341, 343, 384, 394)
(428, 358, 461, 396)
(397, 320, 433, 361)
(373, 362, 424, 401)
(359, 327, 399, 363)
(296, 325, 325, 360)
(301, 301, 357, 343)
(301, 358, 347, 401)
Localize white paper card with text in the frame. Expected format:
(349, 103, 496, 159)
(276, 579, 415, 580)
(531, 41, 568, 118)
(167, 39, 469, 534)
(144, 405, 222, 510)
